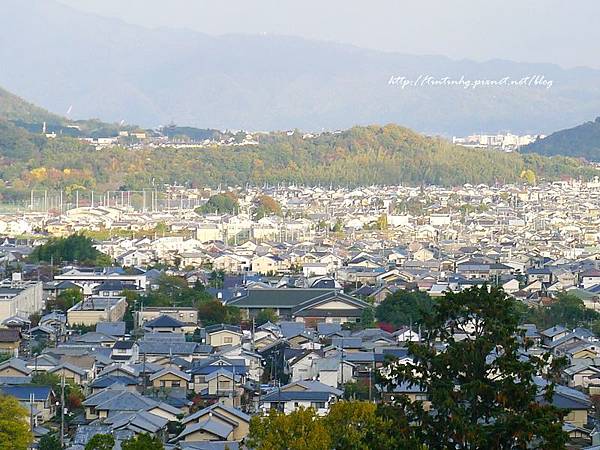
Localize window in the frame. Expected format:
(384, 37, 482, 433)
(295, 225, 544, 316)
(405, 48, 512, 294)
(172, 381, 180, 388)
(311, 401, 326, 409)
(224, 336, 233, 344)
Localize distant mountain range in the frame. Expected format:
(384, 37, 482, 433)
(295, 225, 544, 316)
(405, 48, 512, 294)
(522, 117, 600, 162)
(2, 0, 600, 135)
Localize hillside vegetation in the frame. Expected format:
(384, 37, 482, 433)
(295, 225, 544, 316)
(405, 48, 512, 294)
(523, 117, 600, 161)
(0, 121, 596, 202)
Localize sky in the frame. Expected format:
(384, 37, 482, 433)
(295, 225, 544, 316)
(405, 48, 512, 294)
(56, 0, 600, 69)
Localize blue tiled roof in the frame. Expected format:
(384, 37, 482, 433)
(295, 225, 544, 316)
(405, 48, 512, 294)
(1, 385, 52, 400)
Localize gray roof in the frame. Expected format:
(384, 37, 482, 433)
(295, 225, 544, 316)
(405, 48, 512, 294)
(138, 340, 198, 355)
(182, 403, 250, 425)
(96, 322, 126, 337)
(228, 288, 341, 308)
(177, 419, 233, 440)
(145, 315, 187, 329)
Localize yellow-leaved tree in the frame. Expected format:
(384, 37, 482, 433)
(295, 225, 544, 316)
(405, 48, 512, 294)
(0, 394, 32, 450)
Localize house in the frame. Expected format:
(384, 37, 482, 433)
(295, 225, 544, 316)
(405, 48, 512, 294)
(540, 325, 570, 346)
(136, 307, 198, 332)
(581, 269, 600, 289)
(89, 375, 139, 394)
(144, 315, 187, 333)
(227, 288, 369, 326)
(190, 357, 247, 397)
(378, 381, 429, 409)
(1, 385, 56, 423)
(564, 363, 600, 389)
(180, 403, 250, 442)
(149, 367, 191, 391)
(205, 324, 243, 348)
(48, 362, 90, 385)
(83, 387, 161, 420)
(0, 328, 22, 357)
(138, 333, 201, 363)
(0, 357, 32, 377)
(536, 379, 591, 428)
(96, 321, 126, 339)
(259, 380, 342, 415)
(111, 340, 139, 363)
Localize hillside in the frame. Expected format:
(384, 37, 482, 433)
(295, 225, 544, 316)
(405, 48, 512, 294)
(0, 86, 65, 127)
(0, 118, 596, 203)
(522, 117, 600, 161)
(2, 0, 600, 134)
(0, 85, 133, 138)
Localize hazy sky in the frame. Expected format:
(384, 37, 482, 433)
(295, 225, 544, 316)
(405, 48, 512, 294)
(57, 0, 599, 69)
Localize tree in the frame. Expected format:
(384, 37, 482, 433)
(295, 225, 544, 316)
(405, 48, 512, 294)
(0, 394, 31, 450)
(360, 307, 375, 328)
(39, 433, 62, 450)
(381, 286, 567, 449)
(247, 407, 331, 450)
(253, 195, 282, 220)
(51, 287, 83, 311)
(84, 434, 115, 450)
(324, 401, 395, 450)
(255, 308, 278, 326)
(196, 193, 239, 215)
(197, 300, 241, 326)
(122, 433, 164, 450)
(520, 168, 537, 185)
(29, 233, 112, 265)
(375, 290, 434, 328)
(519, 292, 600, 329)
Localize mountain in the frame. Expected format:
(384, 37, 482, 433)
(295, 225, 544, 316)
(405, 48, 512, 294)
(0, 109, 595, 203)
(0, 84, 134, 138)
(522, 117, 600, 161)
(2, 0, 600, 135)
(0, 86, 65, 127)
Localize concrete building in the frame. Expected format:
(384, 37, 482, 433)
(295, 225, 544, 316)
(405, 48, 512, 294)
(67, 296, 128, 326)
(0, 278, 43, 323)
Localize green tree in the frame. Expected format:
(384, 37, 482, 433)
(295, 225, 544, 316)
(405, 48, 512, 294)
(50, 287, 83, 311)
(29, 233, 112, 265)
(255, 308, 278, 326)
(85, 434, 115, 450)
(39, 433, 62, 450)
(196, 193, 239, 215)
(381, 286, 567, 449)
(375, 290, 434, 328)
(247, 407, 331, 450)
(324, 401, 396, 450)
(0, 394, 32, 450)
(360, 307, 375, 328)
(197, 300, 241, 326)
(520, 292, 600, 329)
(121, 433, 164, 450)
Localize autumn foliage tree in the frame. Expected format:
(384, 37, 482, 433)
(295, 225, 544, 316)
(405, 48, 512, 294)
(0, 394, 31, 450)
(247, 407, 331, 450)
(253, 194, 282, 220)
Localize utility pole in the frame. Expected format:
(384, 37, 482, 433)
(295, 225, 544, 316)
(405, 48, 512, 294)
(60, 373, 65, 448)
(29, 393, 34, 434)
(142, 352, 147, 394)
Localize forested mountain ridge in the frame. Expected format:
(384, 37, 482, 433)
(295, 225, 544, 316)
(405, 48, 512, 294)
(0, 112, 596, 203)
(523, 117, 600, 161)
